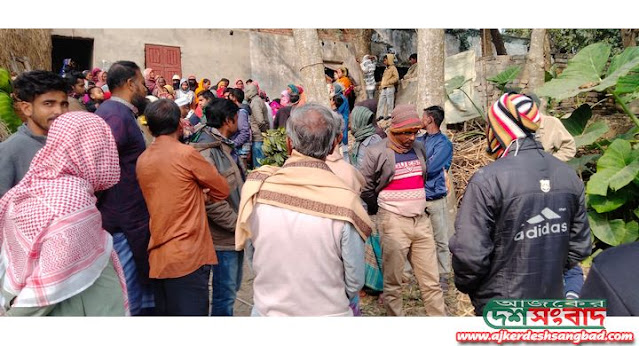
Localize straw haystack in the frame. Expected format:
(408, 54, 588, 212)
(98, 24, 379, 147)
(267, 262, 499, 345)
(0, 29, 51, 72)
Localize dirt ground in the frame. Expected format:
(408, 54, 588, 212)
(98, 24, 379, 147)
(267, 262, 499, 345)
(230, 257, 476, 317)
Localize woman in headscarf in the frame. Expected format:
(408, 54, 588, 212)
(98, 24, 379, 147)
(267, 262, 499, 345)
(235, 79, 244, 91)
(0, 111, 129, 316)
(194, 78, 211, 99)
(330, 82, 350, 146)
(91, 68, 102, 84)
(176, 78, 194, 103)
(96, 71, 108, 90)
(143, 68, 156, 95)
(152, 76, 167, 97)
(349, 106, 383, 170)
(216, 78, 230, 98)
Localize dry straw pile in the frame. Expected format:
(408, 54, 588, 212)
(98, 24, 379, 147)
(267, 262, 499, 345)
(447, 119, 493, 206)
(0, 29, 52, 72)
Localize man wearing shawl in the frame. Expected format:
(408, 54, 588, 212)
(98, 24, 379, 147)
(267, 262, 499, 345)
(449, 93, 591, 315)
(235, 103, 371, 316)
(360, 104, 445, 316)
(0, 112, 129, 316)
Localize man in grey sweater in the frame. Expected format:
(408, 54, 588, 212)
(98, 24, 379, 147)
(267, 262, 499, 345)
(0, 70, 68, 198)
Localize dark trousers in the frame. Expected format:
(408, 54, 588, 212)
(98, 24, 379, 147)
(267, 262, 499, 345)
(153, 265, 211, 316)
(211, 250, 244, 316)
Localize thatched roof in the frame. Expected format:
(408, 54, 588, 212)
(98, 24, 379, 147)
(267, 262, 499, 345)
(0, 29, 51, 73)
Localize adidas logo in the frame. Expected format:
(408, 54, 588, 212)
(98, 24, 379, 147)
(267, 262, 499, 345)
(514, 208, 567, 241)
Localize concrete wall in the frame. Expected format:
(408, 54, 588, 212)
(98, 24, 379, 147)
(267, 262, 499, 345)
(51, 28, 253, 88)
(51, 29, 361, 100)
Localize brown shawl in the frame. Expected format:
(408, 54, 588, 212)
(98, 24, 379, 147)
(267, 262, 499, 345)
(235, 150, 372, 250)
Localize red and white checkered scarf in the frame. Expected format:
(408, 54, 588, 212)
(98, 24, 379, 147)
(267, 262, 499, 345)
(0, 112, 128, 313)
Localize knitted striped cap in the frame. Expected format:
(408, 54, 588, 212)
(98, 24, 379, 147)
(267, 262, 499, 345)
(390, 104, 422, 132)
(486, 93, 540, 158)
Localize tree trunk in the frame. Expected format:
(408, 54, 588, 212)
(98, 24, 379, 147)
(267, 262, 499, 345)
(417, 29, 445, 117)
(351, 29, 374, 103)
(417, 29, 445, 111)
(481, 29, 493, 57)
(292, 29, 331, 108)
(520, 29, 546, 98)
(490, 29, 508, 55)
(621, 29, 637, 47)
(543, 30, 552, 71)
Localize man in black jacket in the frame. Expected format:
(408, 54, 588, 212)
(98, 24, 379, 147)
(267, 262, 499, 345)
(449, 93, 591, 315)
(581, 242, 639, 316)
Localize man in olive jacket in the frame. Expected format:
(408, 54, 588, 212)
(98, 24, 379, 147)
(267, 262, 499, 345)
(192, 98, 245, 316)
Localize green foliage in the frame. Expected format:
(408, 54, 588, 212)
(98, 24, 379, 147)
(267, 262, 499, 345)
(537, 43, 639, 101)
(0, 68, 21, 134)
(548, 29, 625, 55)
(588, 212, 639, 247)
(539, 43, 639, 261)
(567, 154, 600, 176)
(560, 104, 609, 148)
(586, 139, 639, 196)
(486, 66, 522, 93)
(258, 127, 288, 167)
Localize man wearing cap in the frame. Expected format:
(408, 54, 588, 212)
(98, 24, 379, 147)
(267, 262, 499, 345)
(449, 93, 591, 316)
(360, 104, 446, 316)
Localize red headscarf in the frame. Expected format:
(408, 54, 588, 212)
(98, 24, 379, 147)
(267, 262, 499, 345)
(0, 112, 128, 312)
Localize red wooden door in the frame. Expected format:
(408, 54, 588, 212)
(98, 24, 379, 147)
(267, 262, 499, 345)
(145, 44, 181, 81)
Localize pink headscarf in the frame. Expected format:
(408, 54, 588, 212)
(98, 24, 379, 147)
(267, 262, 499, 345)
(0, 112, 128, 312)
(96, 71, 108, 88)
(143, 68, 156, 93)
(91, 68, 102, 83)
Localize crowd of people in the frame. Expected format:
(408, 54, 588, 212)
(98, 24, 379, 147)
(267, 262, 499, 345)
(0, 53, 635, 317)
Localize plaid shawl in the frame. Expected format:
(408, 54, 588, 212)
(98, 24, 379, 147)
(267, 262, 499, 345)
(0, 112, 128, 312)
(235, 151, 373, 250)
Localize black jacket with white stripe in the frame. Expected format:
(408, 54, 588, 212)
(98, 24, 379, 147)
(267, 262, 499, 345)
(449, 137, 591, 315)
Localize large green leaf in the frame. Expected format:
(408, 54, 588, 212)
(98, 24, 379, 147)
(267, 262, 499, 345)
(588, 189, 629, 213)
(536, 43, 611, 100)
(588, 212, 639, 246)
(616, 72, 639, 94)
(574, 121, 609, 148)
(593, 55, 639, 92)
(567, 154, 600, 174)
(487, 66, 522, 89)
(560, 104, 592, 136)
(586, 139, 639, 195)
(445, 75, 466, 94)
(607, 46, 639, 75)
(635, 207, 639, 220)
(618, 126, 639, 141)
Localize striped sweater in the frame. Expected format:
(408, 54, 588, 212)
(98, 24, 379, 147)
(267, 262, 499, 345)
(378, 149, 426, 217)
